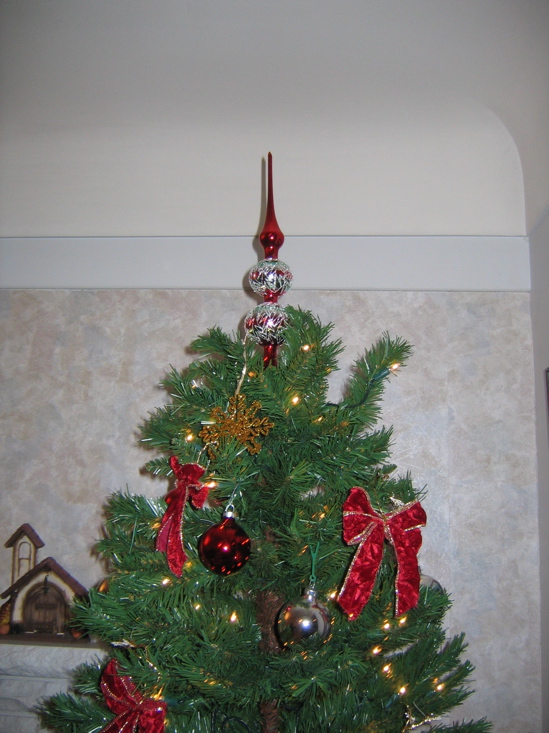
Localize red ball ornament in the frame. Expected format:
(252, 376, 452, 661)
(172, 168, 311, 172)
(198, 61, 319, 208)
(198, 512, 251, 576)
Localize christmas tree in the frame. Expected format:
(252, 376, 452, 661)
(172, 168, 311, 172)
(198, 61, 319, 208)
(40, 156, 490, 733)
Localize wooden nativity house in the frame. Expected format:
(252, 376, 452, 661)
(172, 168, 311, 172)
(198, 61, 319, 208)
(0, 524, 87, 636)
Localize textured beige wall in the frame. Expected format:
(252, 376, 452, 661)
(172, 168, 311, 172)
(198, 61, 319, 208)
(530, 207, 549, 732)
(0, 289, 540, 732)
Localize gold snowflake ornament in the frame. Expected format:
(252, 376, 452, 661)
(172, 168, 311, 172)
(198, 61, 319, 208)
(199, 394, 274, 459)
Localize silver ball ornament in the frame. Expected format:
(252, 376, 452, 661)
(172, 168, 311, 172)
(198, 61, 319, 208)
(420, 574, 444, 593)
(277, 587, 331, 646)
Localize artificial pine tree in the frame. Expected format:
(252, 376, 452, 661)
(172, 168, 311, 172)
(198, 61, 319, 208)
(40, 157, 490, 733)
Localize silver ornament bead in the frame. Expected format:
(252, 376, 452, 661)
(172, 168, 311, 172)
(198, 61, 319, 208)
(249, 259, 293, 297)
(244, 303, 288, 345)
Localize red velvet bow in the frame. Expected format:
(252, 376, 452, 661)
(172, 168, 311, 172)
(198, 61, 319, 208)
(100, 659, 167, 733)
(338, 487, 426, 619)
(155, 457, 209, 576)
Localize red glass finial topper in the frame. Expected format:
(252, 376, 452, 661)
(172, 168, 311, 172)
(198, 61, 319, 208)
(259, 152, 285, 259)
(245, 153, 291, 368)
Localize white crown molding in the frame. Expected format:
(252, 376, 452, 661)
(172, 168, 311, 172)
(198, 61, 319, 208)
(0, 235, 530, 291)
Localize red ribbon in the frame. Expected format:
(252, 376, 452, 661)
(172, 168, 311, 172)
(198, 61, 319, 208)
(155, 457, 208, 577)
(338, 487, 426, 619)
(100, 659, 167, 733)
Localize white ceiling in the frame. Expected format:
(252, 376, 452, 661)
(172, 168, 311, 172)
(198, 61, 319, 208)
(1, 0, 548, 237)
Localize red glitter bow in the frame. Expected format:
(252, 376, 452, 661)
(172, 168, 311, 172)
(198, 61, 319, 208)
(100, 659, 167, 733)
(338, 487, 427, 619)
(155, 457, 209, 577)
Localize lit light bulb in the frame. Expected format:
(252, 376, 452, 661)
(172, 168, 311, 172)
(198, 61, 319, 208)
(301, 344, 311, 352)
(382, 621, 391, 631)
(185, 433, 194, 442)
(389, 363, 400, 372)
(194, 603, 201, 610)
(371, 646, 382, 655)
(398, 616, 407, 626)
(436, 682, 445, 692)
(398, 685, 407, 695)
(229, 611, 238, 623)
(291, 395, 300, 405)
(161, 578, 171, 586)
(382, 664, 391, 675)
